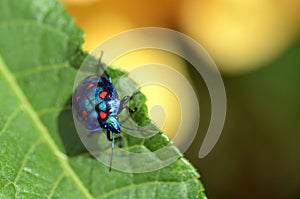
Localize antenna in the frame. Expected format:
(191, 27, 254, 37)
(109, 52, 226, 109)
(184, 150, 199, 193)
(98, 51, 112, 82)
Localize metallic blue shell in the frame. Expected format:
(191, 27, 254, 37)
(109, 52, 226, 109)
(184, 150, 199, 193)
(72, 75, 120, 132)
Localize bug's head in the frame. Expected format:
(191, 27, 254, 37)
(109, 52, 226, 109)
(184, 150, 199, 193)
(102, 116, 121, 133)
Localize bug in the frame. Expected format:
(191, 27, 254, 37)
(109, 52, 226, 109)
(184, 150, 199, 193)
(72, 52, 137, 171)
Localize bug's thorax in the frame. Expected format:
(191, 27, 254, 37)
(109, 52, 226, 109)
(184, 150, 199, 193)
(96, 98, 120, 118)
(95, 97, 121, 133)
(106, 98, 121, 116)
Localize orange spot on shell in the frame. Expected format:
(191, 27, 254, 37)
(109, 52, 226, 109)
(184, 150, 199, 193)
(87, 83, 94, 89)
(90, 75, 98, 79)
(81, 110, 88, 117)
(76, 96, 80, 102)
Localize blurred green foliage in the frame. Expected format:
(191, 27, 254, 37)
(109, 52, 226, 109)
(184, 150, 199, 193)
(186, 39, 300, 199)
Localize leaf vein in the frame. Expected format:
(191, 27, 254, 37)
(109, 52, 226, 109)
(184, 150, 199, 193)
(0, 19, 69, 39)
(0, 105, 22, 137)
(14, 139, 44, 198)
(38, 106, 71, 117)
(13, 139, 43, 181)
(0, 182, 16, 193)
(19, 191, 48, 198)
(14, 62, 69, 79)
(47, 172, 66, 198)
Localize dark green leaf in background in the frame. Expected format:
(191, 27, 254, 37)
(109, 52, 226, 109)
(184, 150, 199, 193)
(0, 0, 206, 198)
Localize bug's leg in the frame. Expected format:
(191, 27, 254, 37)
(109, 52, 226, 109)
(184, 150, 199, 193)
(118, 96, 130, 114)
(106, 130, 112, 141)
(122, 95, 131, 102)
(106, 131, 123, 147)
(107, 133, 125, 171)
(118, 91, 140, 114)
(129, 91, 140, 100)
(124, 106, 137, 113)
(98, 51, 112, 83)
(118, 102, 137, 114)
(120, 91, 140, 105)
(115, 135, 123, 148)
(117, 91, 140, 125)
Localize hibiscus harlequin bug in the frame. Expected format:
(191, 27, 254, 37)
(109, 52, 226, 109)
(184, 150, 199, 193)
(72, 52, 137, 171)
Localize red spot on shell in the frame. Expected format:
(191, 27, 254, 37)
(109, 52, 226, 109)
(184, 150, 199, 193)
(99, 91, 108, 99)
(99, 111, 107, 119)
(76, 96, 80, 102)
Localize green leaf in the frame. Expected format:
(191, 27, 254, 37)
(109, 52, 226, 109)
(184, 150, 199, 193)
(0, 0, 206, 198)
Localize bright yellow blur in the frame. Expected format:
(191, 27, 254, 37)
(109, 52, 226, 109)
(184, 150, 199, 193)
(179, 0, 300, 74)
(62, 0, 300, 73)
(62, 0, 183, 51)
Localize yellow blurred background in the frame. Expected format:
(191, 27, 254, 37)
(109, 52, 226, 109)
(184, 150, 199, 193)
(60, 0, 300, 198)
(63, 0, 300, 73)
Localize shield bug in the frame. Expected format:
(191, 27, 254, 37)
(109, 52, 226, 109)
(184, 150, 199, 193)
(72, 52, 138, 171)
